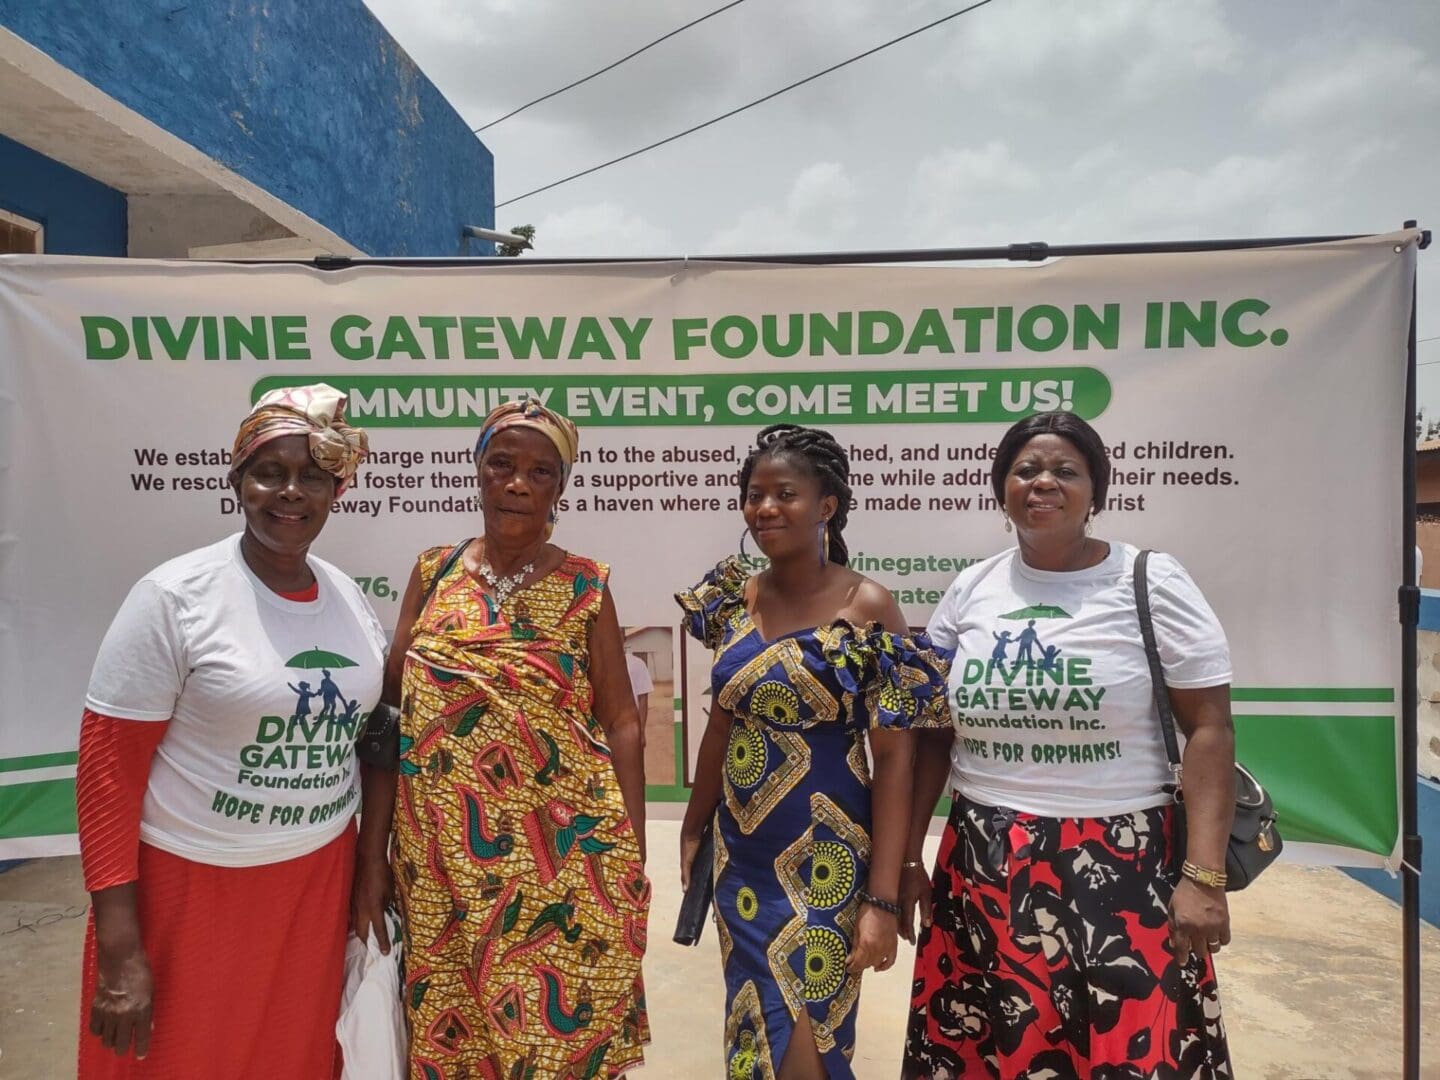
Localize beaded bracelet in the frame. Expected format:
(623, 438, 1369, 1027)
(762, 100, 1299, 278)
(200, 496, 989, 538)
(858, 891, 901, 917)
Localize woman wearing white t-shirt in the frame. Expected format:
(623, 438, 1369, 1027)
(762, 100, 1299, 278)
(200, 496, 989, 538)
(75, 385, 384, 1079)
(900, 412, 1236, 1080)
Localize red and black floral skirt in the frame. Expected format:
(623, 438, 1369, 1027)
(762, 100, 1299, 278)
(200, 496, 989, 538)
(902, 796, 1231, 1080)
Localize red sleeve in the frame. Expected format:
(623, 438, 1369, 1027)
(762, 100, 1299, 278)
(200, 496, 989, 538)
(75, 709, 169, 892)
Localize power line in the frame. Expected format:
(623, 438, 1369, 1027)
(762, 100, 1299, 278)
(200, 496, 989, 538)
(475, 0, 750, 133)
(495, 0, 1000, 208)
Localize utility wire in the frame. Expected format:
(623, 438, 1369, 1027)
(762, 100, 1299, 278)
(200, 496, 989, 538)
(475, 0, 750, 133)
(495, 0, 1000, 208)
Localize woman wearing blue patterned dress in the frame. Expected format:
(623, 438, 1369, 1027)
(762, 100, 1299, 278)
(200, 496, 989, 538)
(676, 425, 951, 1079)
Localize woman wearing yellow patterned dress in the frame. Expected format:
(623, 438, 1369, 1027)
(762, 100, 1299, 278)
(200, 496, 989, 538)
(676, 424, 951, 1080)
(352, 399, 649, 1080)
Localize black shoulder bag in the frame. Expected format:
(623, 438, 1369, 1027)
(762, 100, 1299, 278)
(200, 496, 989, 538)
(356, 540, 474, 768)
(1135, 549, 1281, 891)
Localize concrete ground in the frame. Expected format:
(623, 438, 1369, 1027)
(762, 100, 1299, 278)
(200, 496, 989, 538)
(3, 823, 1438, 1078)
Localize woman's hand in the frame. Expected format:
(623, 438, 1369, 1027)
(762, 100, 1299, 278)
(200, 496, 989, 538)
(350, 852, 394, 954)
(846, 903, 900, 974)
(90, 939, 153, 1059)
(898, 863, 932, 945)
(1168, 876, 1230, 965)
(633, 821, 648, 865)
(679, 830, 704, 890)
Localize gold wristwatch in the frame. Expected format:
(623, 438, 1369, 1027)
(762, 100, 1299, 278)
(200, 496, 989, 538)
(1180, 860, 1227, 889)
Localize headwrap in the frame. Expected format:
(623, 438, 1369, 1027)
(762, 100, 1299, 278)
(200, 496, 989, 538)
(475, 397, 580, 487)
(232, 383, 369, 495)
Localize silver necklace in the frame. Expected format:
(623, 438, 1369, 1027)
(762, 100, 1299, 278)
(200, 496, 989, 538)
(477, 555, 535, 605)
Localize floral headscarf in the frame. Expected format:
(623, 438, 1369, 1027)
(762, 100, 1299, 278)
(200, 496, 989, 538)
(232, 383, 369, 495)
(475, 397, 580, 488)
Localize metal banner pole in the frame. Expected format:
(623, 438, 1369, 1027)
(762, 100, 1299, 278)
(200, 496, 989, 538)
(1400, 219, 1426, 1080)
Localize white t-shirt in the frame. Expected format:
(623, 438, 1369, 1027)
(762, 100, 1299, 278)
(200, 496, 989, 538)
(927, 542, 1231, 818)
(86, 534, 388, 867)
(626, 653, 654, 709)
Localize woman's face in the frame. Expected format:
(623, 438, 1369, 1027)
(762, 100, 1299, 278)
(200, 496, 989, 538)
(234, 434, 335, 556)
(743, 454, 836, 563)
(479, 427, 565, 545)
(1003, 434, 1095, 540)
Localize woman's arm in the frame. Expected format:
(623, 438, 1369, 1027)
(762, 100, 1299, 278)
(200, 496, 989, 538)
(846, 580, 918, 971)
(848, 726, 914, 973)
(351, 561, 423, 953)
(899, 728, 955, 943)
(76, 710, 167, 1059)
(1168, 684, 1236, 963)
(680, 702, 733, 888)
(588, 587, 648, 861)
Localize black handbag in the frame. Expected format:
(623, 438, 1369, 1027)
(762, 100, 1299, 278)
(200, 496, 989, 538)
(673, 821, 716, 946)
(1135, 549, 1281, 891)
(356, 540, 473, 769)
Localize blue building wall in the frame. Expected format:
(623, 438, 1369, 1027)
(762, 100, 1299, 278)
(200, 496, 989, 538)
(1342, 585, 1440, 926)
(0, 1, 493, 256)
(0, 134, 126, 256)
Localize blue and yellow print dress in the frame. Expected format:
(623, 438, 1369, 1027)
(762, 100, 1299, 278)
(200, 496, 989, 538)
(677, 558, 951, 1080)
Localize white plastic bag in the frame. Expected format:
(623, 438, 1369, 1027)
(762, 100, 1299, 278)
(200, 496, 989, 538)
(336, 912, 406, 1080)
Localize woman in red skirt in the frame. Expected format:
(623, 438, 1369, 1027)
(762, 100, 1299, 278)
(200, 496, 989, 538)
(900, 412, 1234, 1080)
(76, 385, 384, 1078)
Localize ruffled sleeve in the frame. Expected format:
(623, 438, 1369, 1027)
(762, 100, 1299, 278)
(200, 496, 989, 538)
(674, 556, 750, 649)
(813, 623, 953, 731)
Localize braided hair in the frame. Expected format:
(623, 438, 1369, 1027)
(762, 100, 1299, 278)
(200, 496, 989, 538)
(738, 424, 852, 565)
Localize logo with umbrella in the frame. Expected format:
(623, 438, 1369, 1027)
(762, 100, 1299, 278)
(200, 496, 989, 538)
(285, 647, 360, 725)
(992, 608, 1070, 671)
(998, 605, 1072, 621)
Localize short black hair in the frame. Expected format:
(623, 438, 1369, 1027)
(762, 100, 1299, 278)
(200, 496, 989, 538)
(738, 424, 852, 565)
(990, 412, 1110, 515)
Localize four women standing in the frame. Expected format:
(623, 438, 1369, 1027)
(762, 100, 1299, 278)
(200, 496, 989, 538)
(77, 396, 1235, 1079)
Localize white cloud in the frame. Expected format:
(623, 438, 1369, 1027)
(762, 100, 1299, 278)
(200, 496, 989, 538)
(703, 161, 862, 254)
(528, 202, 673, 257)
(1259, 39, 1440, 129)
(907, 141, 1040, 241)
(931, 0, 1241, 100)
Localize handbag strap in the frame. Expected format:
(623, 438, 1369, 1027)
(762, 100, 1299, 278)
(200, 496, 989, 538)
(1134, 549, 1184, 791)
(419, 538, 473, 616)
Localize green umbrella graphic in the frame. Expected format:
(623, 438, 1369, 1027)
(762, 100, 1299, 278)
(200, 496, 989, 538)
(285, 647, 359, 669)
(999, 605, 1072, 620)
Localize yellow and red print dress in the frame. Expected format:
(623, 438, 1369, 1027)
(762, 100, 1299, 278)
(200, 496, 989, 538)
(394, 547, 650, 1080)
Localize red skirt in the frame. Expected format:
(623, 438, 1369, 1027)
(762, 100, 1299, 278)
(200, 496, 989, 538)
(78, 824, 356, 1080)
(903, 797, 1230, 1080)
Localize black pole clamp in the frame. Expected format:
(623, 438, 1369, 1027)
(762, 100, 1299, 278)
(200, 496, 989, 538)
(1007, 242, 1050, 262)
(1399, 584, 1421, 627)
(1403, 832, 1423, 875)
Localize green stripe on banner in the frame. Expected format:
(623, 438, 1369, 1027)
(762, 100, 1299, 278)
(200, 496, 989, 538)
(0, 778, 78, 839)
(1233, 713, 1397, 854)
(1230, 688, 1394, 703)
(0, 750, 79, 772)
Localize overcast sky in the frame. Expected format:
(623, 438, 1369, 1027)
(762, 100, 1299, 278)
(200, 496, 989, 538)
(363, 0, 1440, 412)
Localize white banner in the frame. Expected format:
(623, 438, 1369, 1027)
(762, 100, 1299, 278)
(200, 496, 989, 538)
(0, 232, 1418, 864)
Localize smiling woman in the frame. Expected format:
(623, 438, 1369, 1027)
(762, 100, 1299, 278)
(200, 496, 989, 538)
(74, 384, 386, 1079)
(676, 423, 953, 1080)
(351, 396, 652, 1077)
(902, 411, 1238, 1080)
